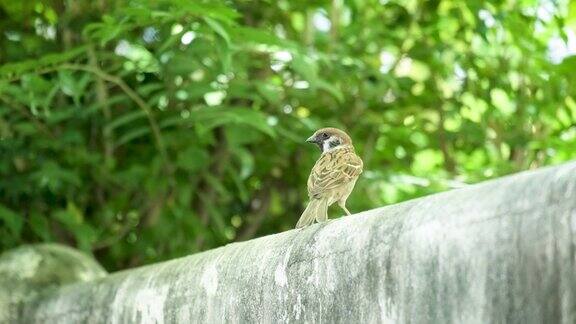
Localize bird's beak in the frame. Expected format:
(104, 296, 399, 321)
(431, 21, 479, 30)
(306, 135, 317, 144)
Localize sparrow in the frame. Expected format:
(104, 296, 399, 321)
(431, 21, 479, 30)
(295, 127, 363, 228)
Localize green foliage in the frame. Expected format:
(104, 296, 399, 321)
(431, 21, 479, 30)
(0, 0, 575, 270)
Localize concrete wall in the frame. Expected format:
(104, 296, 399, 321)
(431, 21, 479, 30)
(3, 161, 576, 323)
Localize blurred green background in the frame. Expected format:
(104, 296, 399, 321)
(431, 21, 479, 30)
(0, 0, 575, 270)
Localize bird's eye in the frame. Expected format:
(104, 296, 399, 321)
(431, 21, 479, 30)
(322, 133, 329, 139)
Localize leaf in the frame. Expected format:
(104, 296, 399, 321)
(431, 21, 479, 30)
(177, 146, 210, 172)
(291, 54, 319, 87)
(29, 213, 51, 241)
(73, 223, 98, 251)
(203, 174, 232, 201)
(490, 88, 516, 116)
(52, 202, 83, 226)
(229, 170, 249, 203)
(106, 110, 147, 132)
(159, 107, 276, 138)
(291, 54, 343, 102)
(84, 94, 130, 116)
(412, 149, 443, 174)
(83, 16, 129, 46)
(115, 41, 159, 73)
(568, 0, 576, 27)
(58, 71, 90, 105)
(0, 46, 87, 77)
(408, 60, 430, 82)
(199, 193, 228, 235)
(204, 17, 231, 46)
(232, 27, 296, 48)
(215, 39, 232, 73)
(31, 161, 82, 192)
(225, 124, 265, 145)
(66, 202, 85, 224)
(212, 108, 276, 137)
(51, 203, 96, 250)
(116, 126, 152, 146)
(316, 79, 344, 103)
(256, 82, 282, 104)
(13, 122, 38, 135)
(172, 0, 240, 23)
(0, 204, 23, 237)
(232, 147, 254, 179)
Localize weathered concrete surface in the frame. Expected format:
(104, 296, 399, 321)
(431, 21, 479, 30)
(8, 161, 576, 323)
(0, 244, 107, 323)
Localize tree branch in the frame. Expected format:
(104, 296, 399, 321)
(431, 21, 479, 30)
(0, 95, 56, 139)
(236, 182, 273, 241)
(58, 63, 169, 165)
(87, 47, 114, 166)
(194, 127, 229, 250)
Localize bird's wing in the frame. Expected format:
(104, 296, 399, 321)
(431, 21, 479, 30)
(307, 149, 363, 199)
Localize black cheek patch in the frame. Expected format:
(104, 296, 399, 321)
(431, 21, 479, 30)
(329, 140, 341, 148)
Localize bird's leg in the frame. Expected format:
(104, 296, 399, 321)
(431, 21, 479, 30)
(338, 201, 352, 216)
(342, 206, 351, 216)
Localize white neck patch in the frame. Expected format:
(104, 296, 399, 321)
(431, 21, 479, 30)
(322, 136, 343, 153)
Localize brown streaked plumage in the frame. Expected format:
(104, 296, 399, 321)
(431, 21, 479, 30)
(296, 127, 363, 228)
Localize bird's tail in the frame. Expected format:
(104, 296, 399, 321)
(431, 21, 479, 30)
(296, 198, 328, 229)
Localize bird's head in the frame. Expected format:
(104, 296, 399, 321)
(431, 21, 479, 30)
(306, 127, 353, 153)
